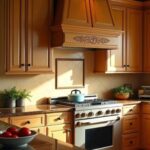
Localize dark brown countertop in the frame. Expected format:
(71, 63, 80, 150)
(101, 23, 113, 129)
(0, 105, 74, 117)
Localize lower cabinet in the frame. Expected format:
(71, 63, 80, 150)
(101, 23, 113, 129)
(47, 124, 73, 144)
(45, 112, 73, 144)
(141, 103, 150, 149)
(122, 104, 140, 150)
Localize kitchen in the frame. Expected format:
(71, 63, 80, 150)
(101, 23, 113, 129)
(0, 0, 150, 149)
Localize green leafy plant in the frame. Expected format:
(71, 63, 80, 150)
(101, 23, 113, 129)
(112, 86, 133, 95)
(1, 87, 18, 100)
(17, 89, 31, 100)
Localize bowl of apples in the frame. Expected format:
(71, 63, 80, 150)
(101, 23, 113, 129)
(0, 127, 37, 148)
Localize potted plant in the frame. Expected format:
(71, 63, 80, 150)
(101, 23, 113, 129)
(112, 86, 133, 100)
(16, 89, 31, 107)
(1, 87, 18, 108)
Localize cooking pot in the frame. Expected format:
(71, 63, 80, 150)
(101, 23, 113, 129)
(68, 89, 84, 102)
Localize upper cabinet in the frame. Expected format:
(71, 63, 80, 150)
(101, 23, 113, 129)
(126, 8, 143, 72)
(5, 0, 52, 74)
(144, 9, 150, 72)
(94, 2, 143, 73)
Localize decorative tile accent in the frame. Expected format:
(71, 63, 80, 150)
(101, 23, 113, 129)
(73, 36, 110, 44)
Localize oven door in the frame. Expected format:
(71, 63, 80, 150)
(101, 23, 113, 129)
(75, 116, 121, 150)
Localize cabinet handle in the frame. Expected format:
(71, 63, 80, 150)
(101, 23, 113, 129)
(126, 65, 130, 67)
(56, 117, 61, 121)
(129, 109, 133, 112)
(129, 140, 133, 144)
(25, 121, 31, 124)
(123, 65, 126, 67)
(27, 64, 31, 67)
(129, 122, 133, 126)
(20, 64, 25, 67)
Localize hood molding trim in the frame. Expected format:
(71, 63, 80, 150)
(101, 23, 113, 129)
(51, 24, 123, 49)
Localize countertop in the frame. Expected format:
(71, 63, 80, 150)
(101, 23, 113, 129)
(0, 105, 74, 117)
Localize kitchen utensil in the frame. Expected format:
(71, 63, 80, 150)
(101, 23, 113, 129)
(68, 89, 84, 102)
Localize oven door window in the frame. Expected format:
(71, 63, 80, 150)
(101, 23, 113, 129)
(85, 125, 113, 150)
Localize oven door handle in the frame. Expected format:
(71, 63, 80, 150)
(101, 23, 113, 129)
(76, 116, 120, 127)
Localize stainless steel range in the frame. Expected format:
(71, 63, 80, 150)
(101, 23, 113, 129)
(52, 96, 123, 150)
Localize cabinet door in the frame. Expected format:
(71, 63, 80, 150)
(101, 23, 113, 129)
(107, 5, 126, 72)
(141, 115, 150, 149)
(126, 8, 143, 72)
(143, 10, 150, 72)
(90, 0, 115, 28)
(6, 0, 26, 73)
(26, 0, 52, 73)
(47, 124, 73, 144)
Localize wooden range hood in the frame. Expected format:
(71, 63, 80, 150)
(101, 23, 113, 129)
(50, 0, 122, 49)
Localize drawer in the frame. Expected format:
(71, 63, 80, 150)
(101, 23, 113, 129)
(46, 112, 72, 125)
(122, 133, 139, 150)
(123, 104, 140, 115)
(10, 114, 45, 128)
(123, 115, 140, 134)
(0, 117, 9, 123)
(31, 126, 46, 135)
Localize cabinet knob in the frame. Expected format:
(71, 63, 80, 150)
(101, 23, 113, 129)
(126, 65, 130, 67)
(20, 64, 25, 67)
(130, 122, 133, 126)
(25, 121, 31, 124)
(27, 64, 31, 67)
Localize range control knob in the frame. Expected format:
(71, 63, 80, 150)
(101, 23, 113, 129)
(96, 111, 103, 116)
(75, 113, 80, 119)
(111, 109, 115, 114)
(116, 109, 121, 113)
(87, 112, 94, 117)
(81, 113, 86, 118)
(106, 110, 110, 114)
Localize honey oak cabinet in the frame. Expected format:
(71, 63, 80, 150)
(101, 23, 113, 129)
(126, 8, 143, 72)
(141, 103, 150, 149)
(5, 0, 52, 74)
(46, 112, 73, 144)
(94, 3, 143, 73)
(94, 4, 126, 72)
(122, 104, 140, 150)
(144, 9, 150, 72)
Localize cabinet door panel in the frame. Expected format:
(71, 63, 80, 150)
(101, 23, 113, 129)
(126, 8, 143, 72)
(47, 124, 72, 144)
(6, 0, 25, 73)
(107, 5, 126, 72)
(62, 0, 91, 26)
(141, 115, 150, 149)
(144, 10, 150, 72)
(27, 0, 51, 72)
(90, 0, 114, 28)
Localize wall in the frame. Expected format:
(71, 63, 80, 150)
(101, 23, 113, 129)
(0, 0, 142, 106)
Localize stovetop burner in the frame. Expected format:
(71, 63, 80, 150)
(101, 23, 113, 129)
(51, 95, 122, 110)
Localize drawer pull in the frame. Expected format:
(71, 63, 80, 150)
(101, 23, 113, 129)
(25, 121, 31, 124)
(129, 141, 133, 144)
(129, 109, 133, 112)
(56, 117, 62, 121)
(129, 122, 133, 126)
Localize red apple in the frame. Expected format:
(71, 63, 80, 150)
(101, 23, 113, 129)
(2, 131, 12, 137)
(18, 127, 31, 137)
(11, 134, 19, 138)
(7, 127, 18, 135)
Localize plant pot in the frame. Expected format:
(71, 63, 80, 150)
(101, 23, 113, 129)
(16, 99, 25, 107)
(114, 93, 130, 100)
(4, 99, 16, 108)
